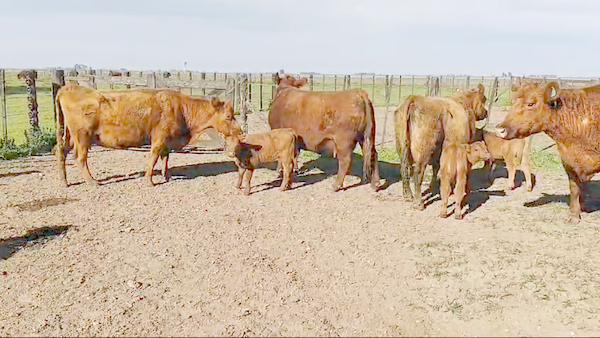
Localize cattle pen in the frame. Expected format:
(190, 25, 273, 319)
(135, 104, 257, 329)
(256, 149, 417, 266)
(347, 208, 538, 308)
(2, 68, 599, 145)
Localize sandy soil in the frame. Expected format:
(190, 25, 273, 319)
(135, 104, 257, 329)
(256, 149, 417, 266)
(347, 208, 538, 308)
(1, 107, 600, 336)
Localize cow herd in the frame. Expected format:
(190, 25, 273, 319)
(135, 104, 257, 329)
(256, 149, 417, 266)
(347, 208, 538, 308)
(52, 71, 600, 223)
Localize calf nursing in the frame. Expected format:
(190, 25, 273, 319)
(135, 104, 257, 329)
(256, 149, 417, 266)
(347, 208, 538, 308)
(438, 141, 491, 219)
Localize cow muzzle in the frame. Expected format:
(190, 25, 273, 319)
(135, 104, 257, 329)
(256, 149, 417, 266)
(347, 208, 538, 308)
(496, 128, 508, 139)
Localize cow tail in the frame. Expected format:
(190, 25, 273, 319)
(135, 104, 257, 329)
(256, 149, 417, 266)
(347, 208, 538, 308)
(396, 95, 415, 197)
(360, 91, 379, 189)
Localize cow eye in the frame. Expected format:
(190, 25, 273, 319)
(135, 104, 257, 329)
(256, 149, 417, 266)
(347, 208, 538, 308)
(527, 102, 535, 107)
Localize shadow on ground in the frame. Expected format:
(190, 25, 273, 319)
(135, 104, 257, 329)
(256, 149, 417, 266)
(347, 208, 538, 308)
(0, 225, 71, 260)
(524, 181, 600, 213)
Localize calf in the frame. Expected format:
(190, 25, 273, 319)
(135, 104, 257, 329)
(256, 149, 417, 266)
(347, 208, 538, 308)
(438, 141, 491, 220)
(231, 128, 298, 195)
(475, 129, 533, 192)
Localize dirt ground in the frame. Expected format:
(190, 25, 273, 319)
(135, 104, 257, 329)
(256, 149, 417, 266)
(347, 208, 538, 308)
(1, 107, 600, 336)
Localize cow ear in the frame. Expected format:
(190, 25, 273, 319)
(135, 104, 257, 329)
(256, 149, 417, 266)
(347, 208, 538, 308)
(477, 83, 485, 94)
(544, 81, 560, 108)
(210, 96, 222, 108)
(297, 77, 308, 87)
(240, 142, 262, 151)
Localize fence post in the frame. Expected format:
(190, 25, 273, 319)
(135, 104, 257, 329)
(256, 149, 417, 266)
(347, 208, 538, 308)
(486, 77, 499, 126)
(200, 72, 206, 96)
(371, 75, 375, 103)
(124, 71, 131, 89)
(334, 75, 338, 91)
(359, 75, 363, 90)
(189, 72, 193, 95)
(17, 70, 40, 133)
(271, 73, 278, 102)
(309, 74, 314, 91)
(259, 73, 263, 111)
(238, 73, 249, 134)
(411, 75, 415, 95)
(234, 73, 240, 114)
(465, 76, 470, 90)
(248, 73, 252, 105)
(397, 75, 402, 103)
(51, 69, 65, 125)
(147, 73, 156, 88)
(322, 74, 325, 91)
(0, 69, 7, 139)
(424, 76, 430, 97)
(381, 75, 391, 146)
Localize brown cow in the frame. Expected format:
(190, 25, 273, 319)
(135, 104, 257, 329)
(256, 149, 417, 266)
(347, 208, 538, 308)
(55, 84, 242, 187)
(499, 81, 600, 223)
(269, 72, 379, 192)
(438, 141, 491, 219)
(395, 84, 488, 210)
(475, 128, 533, 192)
(229, 128, 298, 195)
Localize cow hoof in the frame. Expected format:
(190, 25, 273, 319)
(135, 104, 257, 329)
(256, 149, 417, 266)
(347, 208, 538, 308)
(439, 213, 448, 219)
(526, 185, 533, 192)
(145, 180, 155, 187)
(331, 184, 342, 192)
(567, 215, 581, 224)
(413, 203, 425, 211)
(86, 180, 100, 187)
(244, 189, 251, 196)
(455, 214, 463, 220)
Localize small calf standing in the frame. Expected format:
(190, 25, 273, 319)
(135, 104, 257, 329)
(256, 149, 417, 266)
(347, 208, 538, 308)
(232, 128, 298, 195)
(439, 141, 491, 219)
(476, 129, 533, 191)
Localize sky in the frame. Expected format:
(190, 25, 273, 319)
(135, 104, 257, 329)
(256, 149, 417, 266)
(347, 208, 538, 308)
(1, 0, 599, 77)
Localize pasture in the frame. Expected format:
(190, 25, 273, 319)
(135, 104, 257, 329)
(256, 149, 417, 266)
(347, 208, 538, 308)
(1, 105, 599, 336)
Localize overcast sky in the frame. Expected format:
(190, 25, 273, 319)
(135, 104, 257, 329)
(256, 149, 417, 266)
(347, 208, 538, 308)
(1, 0, 599, 76)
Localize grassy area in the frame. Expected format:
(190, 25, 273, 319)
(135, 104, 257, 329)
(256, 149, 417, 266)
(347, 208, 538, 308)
(530, 148, 563, 171)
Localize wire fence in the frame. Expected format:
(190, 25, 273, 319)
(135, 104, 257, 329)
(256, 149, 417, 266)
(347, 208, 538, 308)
(1, 68, 599, 143)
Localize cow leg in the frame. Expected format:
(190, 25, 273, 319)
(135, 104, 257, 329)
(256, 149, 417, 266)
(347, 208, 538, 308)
(430, 160, 440, 196)
(505, 156, 516, 191)
(566, 170, 584, 223)
(280, 160, 293, 191)
(236, 167, 246, 189)
(521, 152, 533, 191)
(412, 163, 426, 210)
(454, 172, 467, 220)
(243, 169, 254, 196)
(439, 174, 451, 218)
(74, 132, 98, 186)
(145, 145, 162, 186)
(56, 128, 73, 187)
(160, 153, 170, 182)
(331, 147, 352, 192)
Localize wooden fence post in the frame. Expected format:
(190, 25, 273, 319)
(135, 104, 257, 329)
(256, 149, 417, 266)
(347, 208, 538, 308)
(248, 73, 252, 104)
(200, 72, 206, 96)
(124, 71, 131, 89)
(189, 72, 193, 95)
(424, 76, 430, 97)
(234, 73, 240, 113)
(259, 73, 263, 111)
(371, 75, 375, 103)
(0, 69, 7, 139)
(51, 69, 65, 125)
(238, 73, 249, 134)
(465, 76, 470, 90)
(486, 77, 499, 126)
(17, 70, 40, 133)
(359, 75, 363, 90)
(381, 75, 391, 146)
(309, 74, 314, 91)
(271, 73, 278, 102)
(334, 75, 338, 91)
(147, 73, 156, 88)
(411, 75, 415, 95)
(322, 74, 325, 91)
(397, 75, 402, 102)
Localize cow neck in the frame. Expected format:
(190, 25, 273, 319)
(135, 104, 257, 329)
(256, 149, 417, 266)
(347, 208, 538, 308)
(548, 93, 600, 144)
(184, 98, 212, 133)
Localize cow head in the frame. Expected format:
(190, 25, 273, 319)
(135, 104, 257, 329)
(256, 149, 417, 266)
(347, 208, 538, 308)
(208, 96, 243, 141)
(235, 142, 263, 169)
(276, 73, 308, 89)
(454, 83, 488, 121)
(498, 81, 559, 139)
(465, 141, 492, 164)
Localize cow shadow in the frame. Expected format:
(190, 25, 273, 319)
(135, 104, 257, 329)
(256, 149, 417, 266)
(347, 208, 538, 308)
(298, 152, 399, 190)
(0, 225, 71, 260)
(524, 181, 600, 213)
(98, 161, 238, 185)
(0, 170, 41, 178)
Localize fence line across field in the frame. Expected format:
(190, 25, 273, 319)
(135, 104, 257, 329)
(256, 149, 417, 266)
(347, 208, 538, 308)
(1, 68, 600, 147)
